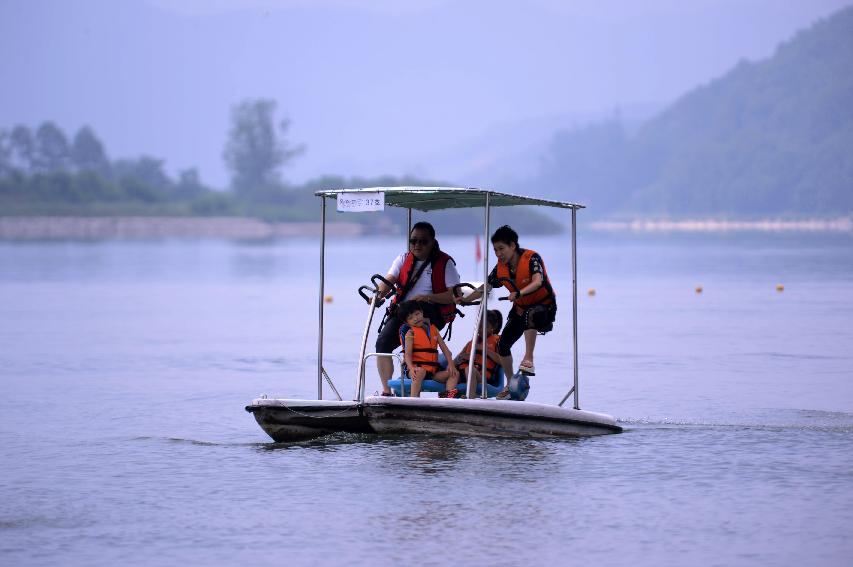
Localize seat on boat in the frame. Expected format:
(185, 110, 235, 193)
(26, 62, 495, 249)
(387, 353, 505, 397)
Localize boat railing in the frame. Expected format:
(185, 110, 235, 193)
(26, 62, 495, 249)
(356, 274, 397, 401)
(361, 352, 403, 401)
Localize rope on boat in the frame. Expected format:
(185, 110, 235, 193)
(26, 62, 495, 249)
(279, 404, 361, 419)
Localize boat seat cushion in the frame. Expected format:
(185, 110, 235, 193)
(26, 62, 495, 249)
(387, 353, 505, 398)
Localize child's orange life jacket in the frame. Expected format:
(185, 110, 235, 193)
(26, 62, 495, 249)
(399, 323, 440, 369)
(459, 334, 500, 378)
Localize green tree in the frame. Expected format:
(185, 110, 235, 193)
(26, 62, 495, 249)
(10, 125, 35, 171)
(174, 168, 208, 200)
(223, 99, 304, 198)
(113, 156, 173, 202)
(0, 129, 11, 176)
(71, 126, 110, 176)
(34, 122, 71, 172)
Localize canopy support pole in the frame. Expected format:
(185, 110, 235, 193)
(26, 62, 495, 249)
(479, 193, 491, 398)
(571, 207, 579, 409)
(317, 197, 327, 399)
(407, 208, 412, 244)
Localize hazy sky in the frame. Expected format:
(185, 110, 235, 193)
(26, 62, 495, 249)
(2, 0, 851, 187)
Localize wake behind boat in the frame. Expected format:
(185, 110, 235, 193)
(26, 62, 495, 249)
(246, 186, 622, 440)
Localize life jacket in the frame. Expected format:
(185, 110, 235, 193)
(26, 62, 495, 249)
(399, 323, 440, 369)
(392, 250, 457, 324)
(459, 334, 500, 378)
(496, 248, 555, 308)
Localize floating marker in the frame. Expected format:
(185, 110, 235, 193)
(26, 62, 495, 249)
(695, 286, 703, 294)
(776, 284, 784, 292)
(324, 295, 334, 303)
(588, 288, 596, 296)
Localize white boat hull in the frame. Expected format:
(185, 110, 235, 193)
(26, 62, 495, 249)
(247, 396, 621, 441)
(363, 396, 620, 437)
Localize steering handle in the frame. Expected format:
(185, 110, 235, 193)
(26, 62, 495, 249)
(358, 285, 377, 304)
(494, 277, 520, 293)
(371, 273, 394, 290)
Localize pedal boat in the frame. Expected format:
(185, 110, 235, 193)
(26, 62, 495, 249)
(246, 187, 622, 441)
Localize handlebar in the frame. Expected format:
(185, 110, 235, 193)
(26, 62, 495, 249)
(453, 282, 482, 306)
(493, 277, 520, 293)
(371, 273, 394, 291)
(358, 285, 376, 304)
(357, 274, 397, 305)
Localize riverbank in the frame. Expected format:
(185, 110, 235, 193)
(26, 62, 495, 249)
(0, 216, 365, 240)
(589, 217, 853, 233)
(1, 215, 851, 240)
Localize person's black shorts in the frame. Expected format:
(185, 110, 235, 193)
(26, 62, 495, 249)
(497, 301, 557, 357)
(375, 301, 446, 353)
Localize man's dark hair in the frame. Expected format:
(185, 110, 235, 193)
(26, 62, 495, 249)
(397, 300, 424, 323)
(410, 222, 436, 240)
(491, 225, 519, 247)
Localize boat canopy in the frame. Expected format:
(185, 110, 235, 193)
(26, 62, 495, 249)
(315, 186, 584, 212)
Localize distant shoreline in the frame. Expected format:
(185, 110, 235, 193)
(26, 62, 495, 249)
(589, 217, 853, 233)
(0, 216, 851, 240)
(0, 216, 365, 240)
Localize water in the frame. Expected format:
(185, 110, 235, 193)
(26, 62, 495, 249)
(2, 233, 852, 566)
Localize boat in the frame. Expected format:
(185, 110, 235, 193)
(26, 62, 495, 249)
(246, 186, 622, 441)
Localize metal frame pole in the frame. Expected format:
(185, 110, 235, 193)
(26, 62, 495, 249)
(407, 208, 412, 243)
(480, 193, 491, 398)
(317, 197, 327, 400)
(571, 207, 579, 409)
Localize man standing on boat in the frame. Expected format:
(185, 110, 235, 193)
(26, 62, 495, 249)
(373, 222, 461, 396)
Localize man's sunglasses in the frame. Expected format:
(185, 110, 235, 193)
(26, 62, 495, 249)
(409, 238, 430, 246)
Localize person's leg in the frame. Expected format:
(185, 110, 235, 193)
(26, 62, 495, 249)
(375, 314, 403, 395)
(521, 329, 537, 367)
(411, 367, 426, 397)
(496, 312, 525, 398)
(498, 311, 524, 378)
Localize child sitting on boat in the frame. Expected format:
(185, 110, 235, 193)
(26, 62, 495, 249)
(453, 309, 503, 394)
(398, 300, 461, 398)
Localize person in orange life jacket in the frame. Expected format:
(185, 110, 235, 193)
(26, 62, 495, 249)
(397, 300, 460, 398)
(462, 225, 556, 399)
(373, 222, 461, 396)
(453, 309, 503, 389)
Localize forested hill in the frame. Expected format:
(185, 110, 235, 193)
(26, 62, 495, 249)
(531, 6, 853, 217)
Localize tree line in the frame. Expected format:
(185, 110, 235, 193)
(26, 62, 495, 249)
(0, 102, 560, 233)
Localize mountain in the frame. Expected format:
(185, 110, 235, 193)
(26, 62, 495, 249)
(530, 6, 853, 217)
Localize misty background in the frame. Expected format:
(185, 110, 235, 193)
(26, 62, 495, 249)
(1, 0, 852, 223)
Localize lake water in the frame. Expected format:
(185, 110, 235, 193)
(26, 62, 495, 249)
(1, 232, 852, 566)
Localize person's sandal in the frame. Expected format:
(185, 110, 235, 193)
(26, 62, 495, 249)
(496, 388, 511, 400)
(381, 391, 394, 397)
(519, 360, 536, 375)
(445, 388, 459, 399)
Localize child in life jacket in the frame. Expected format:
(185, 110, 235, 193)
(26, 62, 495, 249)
(398, 300, 461, 398)
(453, 309, 503, 393)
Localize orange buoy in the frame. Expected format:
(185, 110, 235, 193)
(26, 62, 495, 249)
(695, 286, 703, 294)
(587, 288, 596, 297)
(324, 295, 334, 303)
(775, 284, 784, 292)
